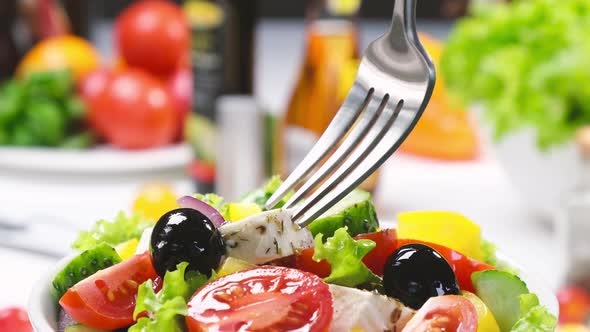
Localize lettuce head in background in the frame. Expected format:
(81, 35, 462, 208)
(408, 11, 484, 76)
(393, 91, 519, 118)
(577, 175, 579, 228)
(441, 0, 590, 149)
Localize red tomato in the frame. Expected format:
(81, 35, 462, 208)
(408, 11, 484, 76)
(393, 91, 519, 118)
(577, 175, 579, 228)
(558, 286, 590, 324)
(78, 68, 113, 134)
(0, 307, 32, 332)
(397, 239, 494, 292)
(402, 295, 478, 332)
(59, 252, 157, 330)
(89, 69, 177, 149)
(355, 229, 397, 276)
(116, 0, 189, 76)
(294, 229, 397, 278)
(186, 266, 333, 332)
(166, 67, 192, 138)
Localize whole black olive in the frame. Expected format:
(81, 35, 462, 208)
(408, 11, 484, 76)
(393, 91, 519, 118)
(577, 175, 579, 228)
(151, 208, 225, 277)
(383, 243, 460, 309)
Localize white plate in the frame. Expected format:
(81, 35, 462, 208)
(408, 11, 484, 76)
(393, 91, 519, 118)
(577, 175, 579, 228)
(27, 221, 559, 332)
(0, 144, 193, 174)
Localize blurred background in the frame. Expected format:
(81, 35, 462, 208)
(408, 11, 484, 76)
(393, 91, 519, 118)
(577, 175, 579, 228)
(1, 0, 590, 330)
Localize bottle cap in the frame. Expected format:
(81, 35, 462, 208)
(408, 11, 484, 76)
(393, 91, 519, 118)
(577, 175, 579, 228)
(216, 95, 264, 200)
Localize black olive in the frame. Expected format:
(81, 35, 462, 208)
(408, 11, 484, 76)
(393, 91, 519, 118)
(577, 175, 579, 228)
(383, 243, 460, 309)
(151, 208, 225, 277)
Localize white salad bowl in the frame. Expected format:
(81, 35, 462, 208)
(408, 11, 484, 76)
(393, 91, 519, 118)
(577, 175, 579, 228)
(28, 243, 559, 331)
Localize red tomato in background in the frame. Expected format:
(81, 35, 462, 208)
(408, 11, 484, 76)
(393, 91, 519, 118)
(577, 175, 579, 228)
(59, 252, 157, 330)
(558, 286, 590, 324)
(186, 266, 333, 332)
(89, 69, 177, 149)
(0, 307, 33, 332)
(401, 296, 478, 332)
(166, 67, 193, 138)
(78, 68, 113, 135)
(116, 0, 189, 77)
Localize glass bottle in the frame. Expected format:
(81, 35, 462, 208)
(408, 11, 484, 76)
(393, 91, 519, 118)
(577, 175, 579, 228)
(560, 126, 590, 290)
(184, 0, 257, 193)
(283, 0, 378, 191)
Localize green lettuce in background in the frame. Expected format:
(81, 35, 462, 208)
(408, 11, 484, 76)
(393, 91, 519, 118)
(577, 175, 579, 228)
(441, 0, 590, 149)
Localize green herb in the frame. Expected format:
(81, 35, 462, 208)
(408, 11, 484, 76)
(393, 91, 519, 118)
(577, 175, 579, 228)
(130, 262, 213, 332)
(313, 227, 380, 287)
(441, 0, 590, 149)
(0, 69, 94, 147)
(239, 175, 293, 209)
(72, 211, 151, 251)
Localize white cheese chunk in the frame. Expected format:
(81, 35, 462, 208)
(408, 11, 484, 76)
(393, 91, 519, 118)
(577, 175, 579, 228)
(219, 209, 314, 264)
(329, 284, 415, 332)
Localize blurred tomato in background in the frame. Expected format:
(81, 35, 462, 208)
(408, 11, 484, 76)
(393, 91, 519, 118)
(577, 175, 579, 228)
(558, 286, 590, 325)
(0, 307, 32, 332)
(115, 0, 190, 77)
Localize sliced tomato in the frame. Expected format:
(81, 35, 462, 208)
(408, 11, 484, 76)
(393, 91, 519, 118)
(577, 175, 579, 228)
(186, 266, 333, 332)
(402, 295, 478, 332)
(294, 229, 397, 277)
(59, 252, 157, 330)
(355, 229, 397, 276)
(397, 239, 494, 292)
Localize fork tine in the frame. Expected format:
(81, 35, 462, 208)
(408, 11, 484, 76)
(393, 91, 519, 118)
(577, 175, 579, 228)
(264, 85, 373, 210)
(283, 93, 386, 210)
(293, 98, 404, 227)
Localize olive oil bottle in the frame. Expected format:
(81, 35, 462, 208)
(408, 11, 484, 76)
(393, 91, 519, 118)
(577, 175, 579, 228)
(184, 0, 256, 192)
(283, 0, 378, 191)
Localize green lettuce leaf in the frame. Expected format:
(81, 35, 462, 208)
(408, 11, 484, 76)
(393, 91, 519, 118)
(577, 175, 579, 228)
(193, 193, 229, 219)
(313, 227, 380, 287)
(239, 175, 293, 209)
(72, 211, 151, 251)
(441, 0, 590, 149)
(130, 262, 213, 332)
(511, 305, 558, 332)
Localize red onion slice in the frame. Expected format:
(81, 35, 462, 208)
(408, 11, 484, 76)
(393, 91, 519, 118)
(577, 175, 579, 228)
(177, 196, 225, 227)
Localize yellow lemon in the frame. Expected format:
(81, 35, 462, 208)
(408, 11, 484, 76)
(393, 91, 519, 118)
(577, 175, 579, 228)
(17, 35, 101, 81)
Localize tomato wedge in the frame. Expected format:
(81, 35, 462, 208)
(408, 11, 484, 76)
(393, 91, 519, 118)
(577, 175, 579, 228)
(397, 239, 494, 292)
(186, 266, 333, 332)
(402, 295, 478, 332)
(59, 252, 157, 330)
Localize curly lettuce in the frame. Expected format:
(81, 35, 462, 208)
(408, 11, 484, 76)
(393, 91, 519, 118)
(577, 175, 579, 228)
(239, 175, 293, 209)
(72, 211, 151, 251)
(130, 262, 214, 332)
(313, 227, 380, 287)
(442, 0, 590, 149)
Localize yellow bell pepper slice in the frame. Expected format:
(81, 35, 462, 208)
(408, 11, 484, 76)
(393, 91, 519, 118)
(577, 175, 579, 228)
(397, 211, 482, 260)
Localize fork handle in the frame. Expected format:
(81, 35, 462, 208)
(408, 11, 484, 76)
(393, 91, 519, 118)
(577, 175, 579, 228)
(390, 0, 417, 43)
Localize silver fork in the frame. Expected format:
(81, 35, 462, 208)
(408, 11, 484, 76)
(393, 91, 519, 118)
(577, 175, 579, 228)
(265, 0, 436, 227)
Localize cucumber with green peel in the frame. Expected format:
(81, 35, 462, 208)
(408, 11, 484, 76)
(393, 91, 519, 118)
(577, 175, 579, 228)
(51, 243, 122, 301)
(472, 270, 530, 332)
(308, 190, 379, 238)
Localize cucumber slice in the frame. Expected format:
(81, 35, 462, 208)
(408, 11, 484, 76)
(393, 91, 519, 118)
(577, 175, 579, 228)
(51, 243, 122, 301)
(472, 270, 530, 332)
(64, 324, 109, 332)
(308, 190, 379, 238)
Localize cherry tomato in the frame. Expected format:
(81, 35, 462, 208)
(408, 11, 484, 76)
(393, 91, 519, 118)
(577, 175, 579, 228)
(78, 68, 113, 134)
(402, 295, 478, 332)
(186, 266, 333, 332)
(558, 286, 590, 324)
(397, 239, 493, 292)
(116, 0, 189, 77)
(0, 307, 32, 332)
(166, 67, 192, 138)
(294, 229, 397, 278)
(89, 69, 177, 149)
(59, 252, 157, 330)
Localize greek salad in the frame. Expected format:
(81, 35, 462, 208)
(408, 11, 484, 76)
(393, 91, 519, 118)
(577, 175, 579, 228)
(51, 177, 557, 332)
